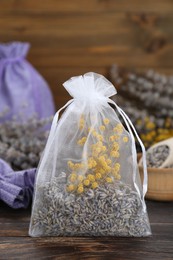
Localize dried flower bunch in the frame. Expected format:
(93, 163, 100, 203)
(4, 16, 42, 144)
(0, 111, 51, 170)
(110, 65, 173, 148)
(66, 115, 128, 195)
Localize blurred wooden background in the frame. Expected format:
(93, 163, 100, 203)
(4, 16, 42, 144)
(1, 0, 173, 109)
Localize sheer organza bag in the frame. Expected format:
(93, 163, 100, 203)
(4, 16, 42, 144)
(29, 72, 151, 237)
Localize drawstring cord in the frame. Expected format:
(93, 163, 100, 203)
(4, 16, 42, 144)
(108, 98, 147, 208)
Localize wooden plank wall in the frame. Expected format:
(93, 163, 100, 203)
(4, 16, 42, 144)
(1, 0, 173, 109)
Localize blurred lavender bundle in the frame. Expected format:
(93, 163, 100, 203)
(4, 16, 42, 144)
(110, 65, 173, 148)
(0, 111, 51, 171)
(0, 41, 55, 123)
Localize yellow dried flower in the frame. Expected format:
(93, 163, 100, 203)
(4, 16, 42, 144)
(114, 135, 120, 141)
(99, 125, 106, 131)
(89, 157, 97, 166)
(158, 128, 166, 134)
(112, 172, 121, 179)
(109, 135, 115, 142)
(146, 122, 155, 130)
(67, 184, 75, 192)
(150, 130, 156, 137)
(106, 177, 113, 183)
(105, 155, 109, 160)
(114, 123, 123, 134)
(79, 116, 85, 130)
(97, 141, 103, 146)
(110, 151, 116, 157)
(115, 151, 119, 158)
(104, 165, 111, 173)
(87, 174, 95, 182)
(82, 137, 87, 143)
(91, 130, 98, 137)
(100, 169, 105, 175)
(68, 161, 72, 167)
(69, 173, 77, 182)
(92, 149, 101, 157)
(141, 133, 152, 142)
(102, 146, 107, 152)
(112, 142, 119, 150)
(116, 174, 121, 180)
(68, 161, 74, 169)
(92, 141, 102, 150)
(74, 163, 80, 169)
(99, 155, 106, 162)
(83, 179, 90, 186)
(97, 134, 103, 141)
(74, 163, 82, 170)
(103, 118, 110, 125)
(95, 172, 102, 180)
(77, 185, 84, 194)
(117, 123, 123, 129)
(110, 151, 119, 158)
(88, 157, 97, 169)
(93, 161, 97, 167)
(78, 175, 84, 182)
(114, 163, 120, 171)
(123, 136, 129, 143)
(102, 162, 107, 168)
(106, 159, 112, 165)
(77, 137, 87, 146)
(88, 163, 93, 169)
(91, 182, 99, 189)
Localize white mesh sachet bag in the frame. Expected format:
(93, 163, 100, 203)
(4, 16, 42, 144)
(29, 72, 151, 237)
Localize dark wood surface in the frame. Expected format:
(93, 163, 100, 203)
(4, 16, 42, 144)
(0, 200, 173, 259)
(1, 1, 173, 109)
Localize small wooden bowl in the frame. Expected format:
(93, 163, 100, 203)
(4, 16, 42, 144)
(138, 154, 173, 201)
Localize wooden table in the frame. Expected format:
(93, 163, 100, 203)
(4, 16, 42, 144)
(0, 200, 173, 259)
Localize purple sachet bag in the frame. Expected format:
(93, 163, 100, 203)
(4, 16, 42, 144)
(0, 42, 55, 122)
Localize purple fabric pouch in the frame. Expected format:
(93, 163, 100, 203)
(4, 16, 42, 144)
(0, 42, 55, 122)
(0, 159, 36, 208)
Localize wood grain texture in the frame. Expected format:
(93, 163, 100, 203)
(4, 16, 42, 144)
(1, 0, 173, 109)
(1, 0, 173, 14)
(0, 201, 173, 259)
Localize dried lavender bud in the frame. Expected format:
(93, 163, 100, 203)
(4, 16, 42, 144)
(0, 141, 8, 157)
(146, 145, 170, 168)
(0, 115, 51, 171)
(30, 177, 151, 237)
